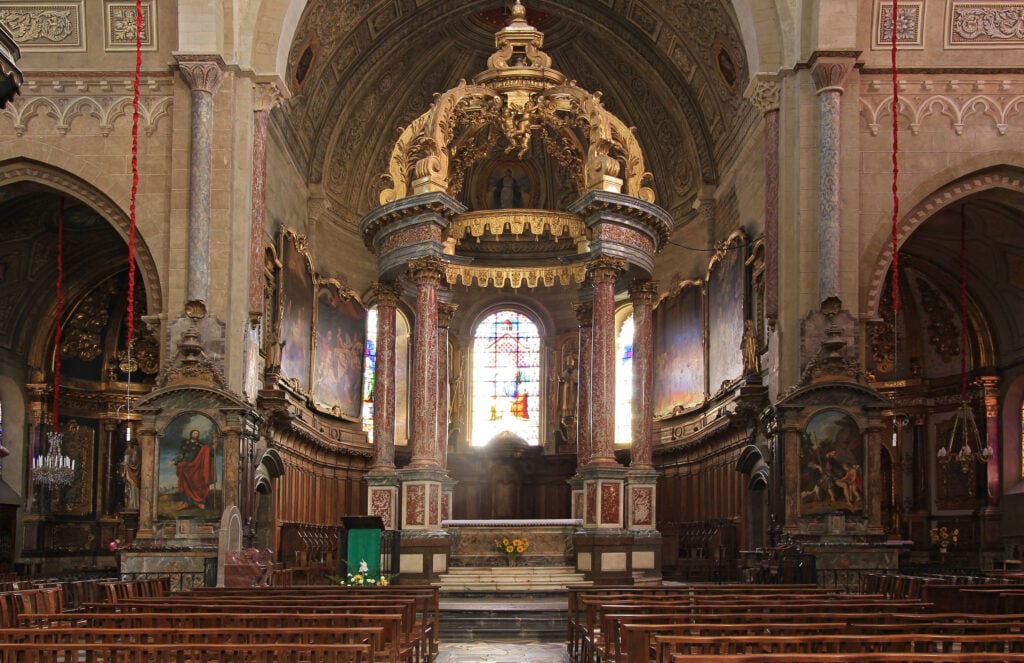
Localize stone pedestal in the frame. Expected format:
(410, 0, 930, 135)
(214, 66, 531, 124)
(366, 473, 399, 532)
(397, 467, 449, 582)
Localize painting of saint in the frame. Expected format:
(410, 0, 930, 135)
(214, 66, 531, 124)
(799, 409, 864, 516)
(707, 238, 745, 392)
(483, 162, 533, 209)
(312, 282, 367, 420)
(280, 231, 314, 392)
(653, 282, 705, 417)
(158, 413, 221, 519)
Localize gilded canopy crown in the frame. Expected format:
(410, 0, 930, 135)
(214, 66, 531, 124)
(377, 1, 656, 208)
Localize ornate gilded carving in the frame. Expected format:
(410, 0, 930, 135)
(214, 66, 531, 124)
(371, 281, 402, 308)
(407, 256, 446, 285)
(585, 255, 626, 284)
(446, 210, 588, 246)
(916, 276, 960, 363)
(61, 281, 117, 362)
(377, 2, 656, 207)
(868, 281, 896, 374)
(444, 263, 586, 289)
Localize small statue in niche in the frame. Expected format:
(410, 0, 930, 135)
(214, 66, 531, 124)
(742, 320, 761, 377)
(557, 352, 579, 419)
(121, 437, 142, 511)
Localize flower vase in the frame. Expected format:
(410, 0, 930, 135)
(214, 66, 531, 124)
(507, 555, 516, 567)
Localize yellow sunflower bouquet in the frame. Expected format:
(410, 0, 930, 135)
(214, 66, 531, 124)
(494, 536, 529, 566)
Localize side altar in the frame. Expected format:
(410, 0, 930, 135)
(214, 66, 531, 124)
(443, 519, 581, 567)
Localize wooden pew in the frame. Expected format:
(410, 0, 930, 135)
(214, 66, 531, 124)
(0, 641, 375, 662)
(673, 655, 1024, 663)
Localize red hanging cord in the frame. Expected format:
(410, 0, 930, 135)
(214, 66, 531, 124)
(52, 198, 65, 434)
(126, 0, 142, 351)
(890, 0, 901, 315)
(960, 204, 968, 402)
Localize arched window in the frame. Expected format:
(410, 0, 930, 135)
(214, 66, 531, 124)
(361, 308, 411, 445)
(471, 310, 541, 446)
(361, 307, 378, 441)
(614, 311, 634, 444)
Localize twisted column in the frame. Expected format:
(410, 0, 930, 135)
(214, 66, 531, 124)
(586, 256, 625, 467)
(629, 279, 658, 469)
(408, 257, 444, 469)
(176, 56, 224, 309)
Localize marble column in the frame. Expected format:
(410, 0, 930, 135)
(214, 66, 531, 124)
(408, 257, 444, 469)
(436, 303, 457, 471)
(367, 282, 401, 530)
(749, 76, 781, 326)
(176, 56, 224, 310)
(586, 256, 625, 468)
(811, 59, 851, 304)
(628, 279, 658, 469)
(249, 83, 281, 320)
(573, 302, 593, 468)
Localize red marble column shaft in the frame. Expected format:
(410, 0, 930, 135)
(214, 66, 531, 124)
(408, 257, 443, 469)
(437, 303, 457, 470)
(573, 302, 593, 468)
(587, 256, 625, 467)
(371, 281, 401, 471)
(629, 279, 658, 469)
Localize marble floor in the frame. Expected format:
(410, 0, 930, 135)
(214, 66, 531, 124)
(434, 643, 570, 663)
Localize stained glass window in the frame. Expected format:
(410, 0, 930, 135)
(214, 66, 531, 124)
(361, 308, 378, 442)
(472, 310, 541, 446)
(614, 312, 634, 444)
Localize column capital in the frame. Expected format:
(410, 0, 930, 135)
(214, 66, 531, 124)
(585, 256, 625, 285)
(176, 55, 225, 94)
(746, 73, 781, 114)
(809, 54, 855, 94)
(628, 279, 659, 305)
(437, 303, 458, 328)
(253, 80, 285, 113)
(407, 256, 446, 285)
(372, 280, 403, 307)
(573, 301, 593, 327)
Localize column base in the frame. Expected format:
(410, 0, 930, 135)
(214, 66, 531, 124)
(366, 473, 400, 531)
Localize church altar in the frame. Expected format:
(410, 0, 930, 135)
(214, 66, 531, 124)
(442, 519, 582, 567)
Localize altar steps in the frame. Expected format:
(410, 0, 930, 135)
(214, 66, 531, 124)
(437, 565, 590, 592)
(437, 567, 587, 643)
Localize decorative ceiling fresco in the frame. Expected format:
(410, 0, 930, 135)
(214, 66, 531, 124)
(273, 0, 755, 228)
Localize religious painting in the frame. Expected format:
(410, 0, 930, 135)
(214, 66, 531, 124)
(278, 229, 314, 393)
(312, 279, 367, 420)
(480, 160, 535, 210)
(799, 409, 864, 516)
(157, 412, 222, 520)
(707, 233, 746, 393)
(50, 418, 95, 517)
(653, 281, 705, 418)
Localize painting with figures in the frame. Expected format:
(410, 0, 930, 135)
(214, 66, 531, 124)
(653, 281, 705, 417)
(157, 412, 222, 519)
(799, 409, 864, 516)
(312, 280, 367, 420)
(279, 230, 314, 392)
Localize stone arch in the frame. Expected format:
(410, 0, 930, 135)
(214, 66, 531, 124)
(864, 164, 1024, 318)
(0, 158, 163, 315)
(731, 0, 788, 74)
(245, 0, 308, 79)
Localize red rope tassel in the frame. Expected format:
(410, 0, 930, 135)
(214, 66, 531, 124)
(53, 198, 65, 433)
(960, 205, 968, 402)
(891, 0, 901, 315)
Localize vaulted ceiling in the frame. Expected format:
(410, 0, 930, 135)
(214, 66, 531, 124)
(272, 0, 757, 227)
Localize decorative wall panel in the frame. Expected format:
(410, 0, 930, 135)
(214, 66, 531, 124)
(0, 2, 84, 51)
(104, 0, 156, 51)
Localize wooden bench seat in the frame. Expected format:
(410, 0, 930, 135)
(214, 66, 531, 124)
(0, 640, 374, 662)
(672, 654, 1024, 663)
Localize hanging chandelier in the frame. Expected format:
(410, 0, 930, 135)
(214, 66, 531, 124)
(33, 431, 75, 487)
(936, 204, 992, 473)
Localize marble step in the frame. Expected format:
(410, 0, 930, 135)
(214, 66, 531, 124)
(439, 597, 568, 643)
(437, 566, 591, 592)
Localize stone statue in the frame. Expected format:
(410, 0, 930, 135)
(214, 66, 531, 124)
(121, 438, 141, 511)
(558, 352, 579, 419)
(742, 320, 761, 377)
